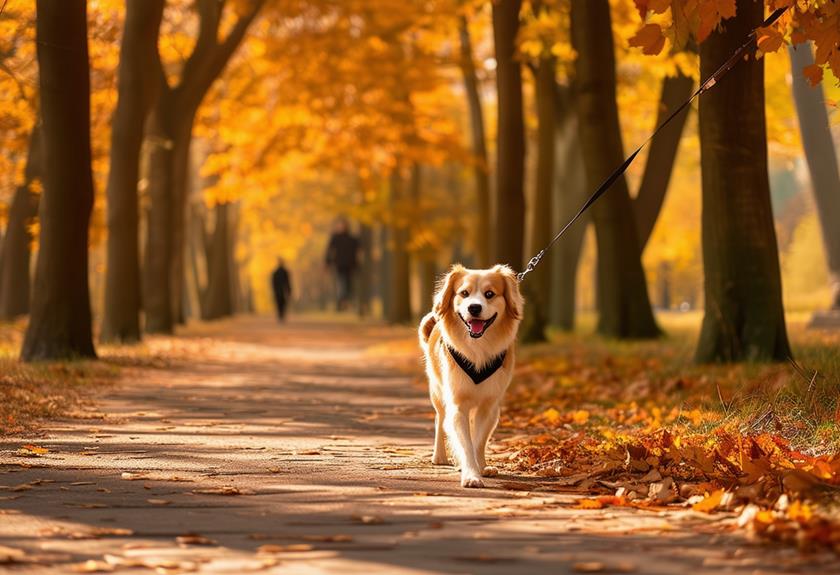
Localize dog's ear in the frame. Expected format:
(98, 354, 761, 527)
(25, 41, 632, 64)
(493, 264, 524, 320)
(433, 264, 465, 319)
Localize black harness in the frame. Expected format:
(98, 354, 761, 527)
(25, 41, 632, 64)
(447, 345, 507, 385)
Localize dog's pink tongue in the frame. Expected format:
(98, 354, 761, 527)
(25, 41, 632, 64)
(469, 319, 485, 333)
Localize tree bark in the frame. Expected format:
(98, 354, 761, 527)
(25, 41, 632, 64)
(458, 15, 491, 268)
(101, 0, 164, 343)
(549, 85, 588, 331)
(22, 0, 96, 361)
(202, 202, 234, 320)
(570, 0, 660, 339)
(0, 123, 42, 320)
(491, 0, 526, 270)
(357, 223, 373, 317)
(695, 0, 791, 362)
(789, 42, 840, 311)
(142, 0, 263, 333)
(633, 71, 694, 250)
(387, 168, 412, 324)
(521, 53, 556, 342)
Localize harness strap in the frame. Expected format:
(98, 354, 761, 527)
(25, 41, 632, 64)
(447, 345, 507, 385)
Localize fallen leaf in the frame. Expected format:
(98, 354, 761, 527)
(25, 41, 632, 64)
(192, 486, 253, 496)
(352, 514, 385, 524)
(71, 560, 114, 573)
(18, 445, 49, 456)
(257, 544, 314, 553)
(691, 489, 725, 513)
(176, 534, 216, 546)
(0, 545, 26, 564)
(573, 562, 605, 573)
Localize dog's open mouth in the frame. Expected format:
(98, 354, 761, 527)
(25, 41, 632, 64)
(460, 313, 498, 339)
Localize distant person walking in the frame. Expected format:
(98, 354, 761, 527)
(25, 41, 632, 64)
(271, 258, 292, 321)
(325, 218, 359, 311)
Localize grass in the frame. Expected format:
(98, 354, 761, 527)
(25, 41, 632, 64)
(510, 311, 840, 454)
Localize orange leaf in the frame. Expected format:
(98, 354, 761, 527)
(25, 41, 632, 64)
(691, 489, 724, 513)
(629, 23, 666, 56)
(803, 64, 823, 87)
(756, 26, 784, 54)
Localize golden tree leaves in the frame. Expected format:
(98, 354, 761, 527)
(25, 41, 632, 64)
(628, 0, 840, 84)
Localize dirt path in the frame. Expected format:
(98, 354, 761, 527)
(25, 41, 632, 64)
(1, 317, 837, 574)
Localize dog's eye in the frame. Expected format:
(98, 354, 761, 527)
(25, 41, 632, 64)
(459, 290, 470, 298)
(484, 290, 495, 299)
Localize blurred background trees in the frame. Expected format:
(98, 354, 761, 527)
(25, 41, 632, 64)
(1, 0, 839, 362)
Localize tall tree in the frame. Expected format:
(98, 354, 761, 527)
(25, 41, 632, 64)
(0, 123, 41, 320)
(144, 0, 264, 334)
(789, 42, 840, 312)
(201, 202, 235, 320)
(695, 0, 790, 362)
(549, 85, 588, 332)
(491, 0, 526, 271)
(633, 70, 694, 250)
(22, 0, 96, 361)
(386, 168, 412, 324)
(521, 43, 555, 342)
(570, 0, 659, 339)
(101, 0, 165, 343)
(458, 14, 491, 268)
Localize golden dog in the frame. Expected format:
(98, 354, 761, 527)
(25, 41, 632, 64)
(418, 264, 523, 487)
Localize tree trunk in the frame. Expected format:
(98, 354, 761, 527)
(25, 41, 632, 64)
(634, 71, 694, 250)
(458, 15, 491, 268)
(521, 53, 555, 342)
(143, 103, 177, 333)
(695, 0, 791, 362)
(22, 0, 96, 361)
(549, 86, 588, 331)
(101, 0, 164, 343)
(0, 123, 42, 320)
(570, 0, 660, 339)
(202, 202, 234, 320)
(491, 0, 526, 270)
(378, 224, 392, 319)
(387, 169, 412, 324)
(789, 42, 840, 311)
(357, 223, 373, 317)
(142, 0, 263, 332)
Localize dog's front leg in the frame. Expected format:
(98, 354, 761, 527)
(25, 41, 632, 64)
(473, 403, 500, 476)
(445, 408, 484, 488)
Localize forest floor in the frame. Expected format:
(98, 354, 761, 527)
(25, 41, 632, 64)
(1, 315, 839, 574)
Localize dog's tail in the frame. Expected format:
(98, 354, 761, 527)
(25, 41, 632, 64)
(418, 312, 436, 352)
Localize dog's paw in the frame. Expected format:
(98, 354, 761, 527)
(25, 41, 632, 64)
(431, 454, 449, 466)
(482, 466, 499, 477)
(461, 475, 485, 488)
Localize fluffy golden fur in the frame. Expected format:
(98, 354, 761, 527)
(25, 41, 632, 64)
(418, 264, 524, 488)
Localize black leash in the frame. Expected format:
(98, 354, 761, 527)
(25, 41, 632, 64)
(516, 6, 789, 283)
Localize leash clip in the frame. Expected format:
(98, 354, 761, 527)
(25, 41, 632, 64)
(517, 250, 545, 283)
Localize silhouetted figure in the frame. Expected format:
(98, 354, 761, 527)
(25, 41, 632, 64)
(325, 218, 359, 311)
(271, 259, 292, 321)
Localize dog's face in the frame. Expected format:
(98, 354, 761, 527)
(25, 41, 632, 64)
(434, 264, 523, 349)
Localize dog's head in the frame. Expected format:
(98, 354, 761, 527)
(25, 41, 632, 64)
(433, 264, 523, 353)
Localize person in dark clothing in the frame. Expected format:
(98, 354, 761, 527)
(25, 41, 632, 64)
(271, 259, 292, 321)
(325, 218, 359, 311)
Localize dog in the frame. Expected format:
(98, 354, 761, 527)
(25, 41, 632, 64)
(418, 264, 523, 488)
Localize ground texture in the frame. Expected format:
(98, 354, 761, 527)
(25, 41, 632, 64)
(1, 317, 838, 574)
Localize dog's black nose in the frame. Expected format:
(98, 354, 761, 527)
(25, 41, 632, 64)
(468, 303, 482, 317)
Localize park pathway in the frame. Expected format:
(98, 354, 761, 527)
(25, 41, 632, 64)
(1, 317, 837, 574)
